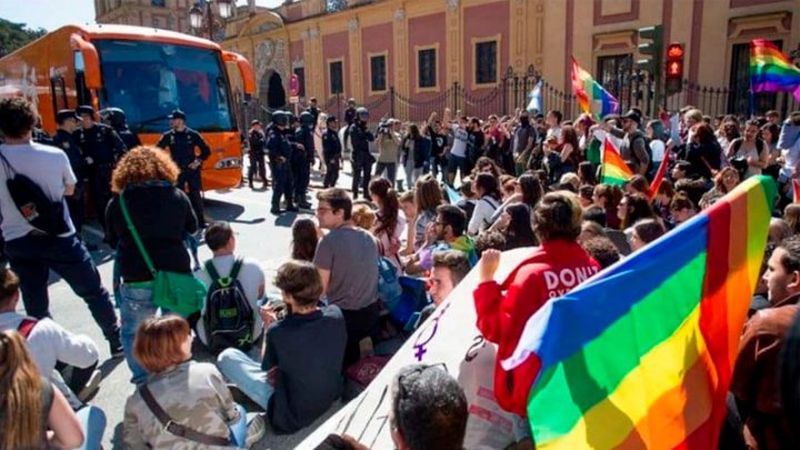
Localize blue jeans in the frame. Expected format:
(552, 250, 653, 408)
(217, 348, 275, 411)
(4, 233, 119, 341)
(118, 284, 158, 384)
(76, 405, 106, 450)
(447, 153, 469, 184)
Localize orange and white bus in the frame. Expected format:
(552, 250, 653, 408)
(0, 24, 256, 190)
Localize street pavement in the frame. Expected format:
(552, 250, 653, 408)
(24, 165, 383, 449)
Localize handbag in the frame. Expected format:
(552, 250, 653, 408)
(139, 384, 233, 446)
(119, 190, 206, 316)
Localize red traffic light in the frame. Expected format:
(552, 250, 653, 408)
(668, 61, 681, 76)
(667, 43, 684, 58)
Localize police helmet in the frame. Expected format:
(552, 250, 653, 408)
(76, 105, 95, 117)
(299, 111, 315, 126)
(272, 111, 289, 127)
(356, 107, 369, 121)
(99, 107, 127, 128)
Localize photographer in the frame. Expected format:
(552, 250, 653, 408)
(375, 118, 402, 188)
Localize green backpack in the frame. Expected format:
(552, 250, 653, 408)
(119, 191, 207, 316)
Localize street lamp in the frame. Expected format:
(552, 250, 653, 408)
(189, 0, 233, 41)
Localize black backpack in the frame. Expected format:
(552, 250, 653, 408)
(202, 259, 255, 353)
(0, 151, 70, 236)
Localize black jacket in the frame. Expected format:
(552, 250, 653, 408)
(156, 127, 211, 169)
(350, 123, 374, 163)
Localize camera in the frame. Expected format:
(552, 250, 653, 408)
(377, 118, 393, 135)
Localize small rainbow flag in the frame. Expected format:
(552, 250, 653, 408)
(571, 57, 619, 118)
(499, 175, 775, 449)
(648, 150, 671, 200)
(600, 138, 633, 186)
(750, 39, 800, 101)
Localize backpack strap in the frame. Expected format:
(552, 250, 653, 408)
(204, 260, 221, 283)
(229, 258, 244, 281)
(138, 384, 233, 447)
(17, 318, 37, 338)
(118, 191, 157, 276)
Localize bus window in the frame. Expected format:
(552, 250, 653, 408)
(49, 75, 68, 119)
(94, 39, 235, 134)
(73, 51, 92, 106)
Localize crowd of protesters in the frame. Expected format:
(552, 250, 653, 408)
(4, 89, 800, 450)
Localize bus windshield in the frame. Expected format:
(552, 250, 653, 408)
(95, 39, 235, 133)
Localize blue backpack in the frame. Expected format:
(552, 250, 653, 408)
(377, 256, 402, 311)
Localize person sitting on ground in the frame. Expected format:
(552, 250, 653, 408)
(399, 190, 418, 256)
(413, 175, 444, 251)
(618, 192, 658, 231)
(414, 250, 473, 326)
(669, 193, 697, 227)
(0, 329, 99, 450)
(730, 236, 800, 450)
(218, 260, 346, 434)
(314, 188, 380, 368)
(0, 267, 101, 410)
(405, 204, 477, 275)
(579, 236, 620, 269)
(475, 191, 600, 414)
(627, 218, 666, 253)
(699, 166, 740, 209)
(468, 173, 503, 236)
(488, 203, 538, 250)
(455, 177, 477, 223)
(351, 203, 376, 231)
(770, 218, 793, 247)
(124, 315, 265, 448)
(291, 217, 320, 262)
(370, 178, 406, 270)
(195, 221, 266, 352)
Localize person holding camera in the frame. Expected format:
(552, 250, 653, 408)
(375, 118, 402, 187)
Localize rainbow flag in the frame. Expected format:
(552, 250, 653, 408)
(600, 138, 633, 186)
(571, 57, 619, 118)
(750, 39, 800, 101)
(648, 150, 671, 201)
(500, 175, 775, 449)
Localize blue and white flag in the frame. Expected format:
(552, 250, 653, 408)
(527, 80, 543, 113)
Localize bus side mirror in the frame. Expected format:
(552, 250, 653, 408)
(222, 51, 256, 96)
(69, 34, 101, 89)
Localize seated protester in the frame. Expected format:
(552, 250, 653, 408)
(1, 329, 99, 450)
(0, 268, 101, 410)
(627, 218, 666, 252)
(196, 222, 266, 352)
(474, 230, 507, 257)
(582, 205, 607, 227)
(770, 218, 793, 247)
(784, 203, 800, 236)
(417, 250, 471, 324)
(398, 190, 418, 257)
(750, 244, 775, 318)
(468, 173, 503, 236)
(730, 236, 800, 450)
(670, 159, 692, 182)
(337, 364, 468, 450)
(578, 184, 594, 208)
(579, 236, 620, 269)
(455, 177, 477, 223)
(291, 217, 320, 262)
(351, 202, 376, 231)
(218, 261, 346, 434)
(674, 178, 709, 209)
(405, 204, 477, 275)
(669, 193, 697, 227)
(124, 315, 265, 448)
(579, 220, 606, 241)
(699, 167, 740, 210)
(487, 203, 538, 250)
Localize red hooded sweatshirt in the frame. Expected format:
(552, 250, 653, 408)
(473, 239, 600, 415)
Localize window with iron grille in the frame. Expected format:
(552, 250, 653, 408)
(729, 40, 781, 116)
(329, 61, 343, 95)
(475, 41, 498, 84)
(370, 55, 387, 92)
(418, 48, 436, 89)
(596, 54, 633, 100)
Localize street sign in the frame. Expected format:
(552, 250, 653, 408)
(289, 74, 300, 97)
(289, 95, 299, 104)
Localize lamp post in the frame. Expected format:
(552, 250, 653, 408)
(189, 0, 232, 41)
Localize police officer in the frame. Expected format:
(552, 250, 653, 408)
(306, 97, 320, 126)
(52, 109, 86, 233)
(75, 104, 126, 230)
(294, 111, 315, 209)
(267, 111, 296, 214)
(247, 119, 267, 189)
(322, 115, 342, 188)
(100, 107, 141, 151)
(350, 107, 375, 199)
(342, 98, 357, 152)
(156, 109, 211, 228)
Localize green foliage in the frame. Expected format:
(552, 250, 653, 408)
(0, 18, 46, 57)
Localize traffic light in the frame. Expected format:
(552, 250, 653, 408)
(665, 42, 684, 95)
(637, 25, 664, 108)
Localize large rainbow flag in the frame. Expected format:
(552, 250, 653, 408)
(600, 138, 633, 186)
(750, 39, 800, 101)
(499, 175, 775, 449)
(571, 57, 619, 118)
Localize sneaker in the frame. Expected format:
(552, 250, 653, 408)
(285, 205, 299, 212)
(77, 370, 103, 402)
(245, 415, 266, 448)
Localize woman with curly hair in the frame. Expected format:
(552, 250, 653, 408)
(105, 146, 198, 384)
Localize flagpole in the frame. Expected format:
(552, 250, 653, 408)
(748, 88, 755, 119)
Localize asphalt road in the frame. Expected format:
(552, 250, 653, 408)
(26, 165, 377, 449)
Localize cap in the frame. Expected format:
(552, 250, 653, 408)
(621, 109, 641, 124)
(250, 119, 261, 126)
(76, 105, 94, 116)
(169, 109, 186, 120)
(56, 109, 79, 123)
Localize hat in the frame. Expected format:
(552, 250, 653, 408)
(169, 109, 186, 120)
(76, 105, 94, 116)
(56, 109, 79, 123)
(621, 109, 641, 124)
(250, 119, 261, 126)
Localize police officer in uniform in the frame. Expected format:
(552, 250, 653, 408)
(52, 109, 86, 233)
(350, 107, 375, 199)
(267, 111, 296, 214)
(100, 107, 141, 151)
(294, 111, 315, 209)
(75, 104, 126, 230)
(247, 119, 267, 189)
(322, 115, 342, 188)
(156, 109, 212, 228)
(306, 97, 320, 126)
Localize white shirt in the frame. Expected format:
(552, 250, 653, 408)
(196, 255, 266, 345)
(0, 142, 76, 240)
(650, 140, 665, 163)
(468, 196, 501, 236)
(451, 125, 469, 158)
(0, 312, 99, 377)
